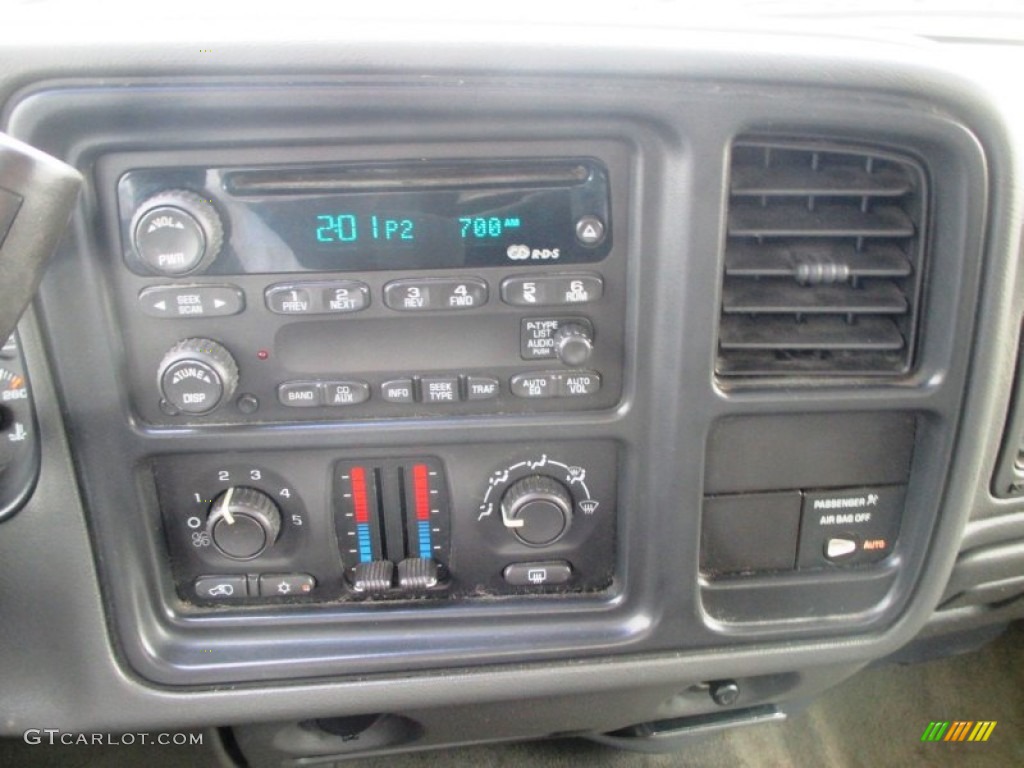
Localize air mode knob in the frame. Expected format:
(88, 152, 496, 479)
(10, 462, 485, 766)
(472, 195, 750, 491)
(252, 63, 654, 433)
(157, 338, 239, 415)
(131, 189, 224, 275)
(500, 475, 574, 547)
(207, 486, 282, 560)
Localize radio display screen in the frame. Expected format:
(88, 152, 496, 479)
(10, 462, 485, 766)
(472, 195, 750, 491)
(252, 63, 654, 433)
(119, 159, 613, 275)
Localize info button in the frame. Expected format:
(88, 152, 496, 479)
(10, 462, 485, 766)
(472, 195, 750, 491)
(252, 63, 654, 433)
(381, 378, 415, 404)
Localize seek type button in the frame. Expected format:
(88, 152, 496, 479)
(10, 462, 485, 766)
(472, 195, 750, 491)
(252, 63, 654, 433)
(798, 485, 906, 568)
(420, 376, 460, 403)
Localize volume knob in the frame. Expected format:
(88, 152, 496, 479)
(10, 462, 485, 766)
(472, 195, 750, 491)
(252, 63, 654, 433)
(157, 338, 238, 415)
(131, 189, 224, 275)
(207, 486, 281, 560)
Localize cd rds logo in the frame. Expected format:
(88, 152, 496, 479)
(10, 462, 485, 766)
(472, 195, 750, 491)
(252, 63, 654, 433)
(506, 244, 560, 261)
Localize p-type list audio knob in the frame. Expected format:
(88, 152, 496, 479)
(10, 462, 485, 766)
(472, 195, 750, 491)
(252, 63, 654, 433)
(157, 338, 239, 415)
(500, 475, 573, 547)
(131, 189, 224, 275)
(553, 322, 594, 366)
(207, 486, 282, 560)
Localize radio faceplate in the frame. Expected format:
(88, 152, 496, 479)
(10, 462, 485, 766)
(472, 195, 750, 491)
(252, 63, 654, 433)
(98, 142, 629, 425)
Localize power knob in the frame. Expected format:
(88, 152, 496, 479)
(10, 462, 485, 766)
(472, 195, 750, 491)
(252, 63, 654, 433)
(500, 475, 573, 547)
(207, 486, 281, 560)
(553, 323, 594, 366)
(157, 338, 239, 415)
(131, 189, 224, 275)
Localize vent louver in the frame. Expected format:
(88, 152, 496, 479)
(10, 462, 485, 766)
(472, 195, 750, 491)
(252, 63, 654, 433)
(718, 139, 928, 376)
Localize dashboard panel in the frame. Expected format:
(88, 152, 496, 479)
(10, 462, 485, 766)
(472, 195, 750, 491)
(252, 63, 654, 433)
(0, 8, 1022, 761)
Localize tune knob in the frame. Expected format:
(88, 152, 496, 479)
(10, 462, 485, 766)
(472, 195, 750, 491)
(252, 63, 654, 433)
(500, 475, 573, 547)
(207, 486, 281, 560)
(553, 322, 594, 366)
(157, 338, 238, 415)
(131, 189, 224, 275)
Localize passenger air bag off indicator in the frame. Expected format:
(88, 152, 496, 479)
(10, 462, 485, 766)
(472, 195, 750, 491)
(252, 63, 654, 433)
(797, 485, 906, 568)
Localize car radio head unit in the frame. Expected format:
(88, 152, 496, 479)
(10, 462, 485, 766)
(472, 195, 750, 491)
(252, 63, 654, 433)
(118, 158, 612, 276)
(101, 145, 628, 426)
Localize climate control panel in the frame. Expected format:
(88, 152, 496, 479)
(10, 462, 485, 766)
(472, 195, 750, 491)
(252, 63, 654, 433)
(152, 441, 617, 605)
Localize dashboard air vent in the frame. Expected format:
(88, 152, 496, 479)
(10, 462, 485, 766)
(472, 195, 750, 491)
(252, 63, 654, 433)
(718, 139, 928, 377)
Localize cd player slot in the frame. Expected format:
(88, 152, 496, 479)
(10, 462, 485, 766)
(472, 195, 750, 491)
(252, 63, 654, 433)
(224, 161, 591, 196)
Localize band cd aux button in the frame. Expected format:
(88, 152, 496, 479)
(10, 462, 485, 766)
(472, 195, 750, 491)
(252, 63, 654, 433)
(277, 381, 321, 407)
(322, 381, 370, 406)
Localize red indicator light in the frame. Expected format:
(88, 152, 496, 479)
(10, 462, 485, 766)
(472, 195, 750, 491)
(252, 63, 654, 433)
(256, 349, 270, 360)
(413, 463, 431, 521)
(351, 466, 369, 523)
